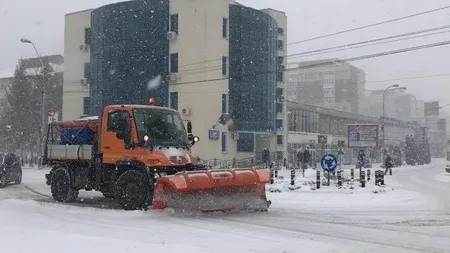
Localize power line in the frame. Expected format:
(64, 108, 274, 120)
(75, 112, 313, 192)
(289, 30, 450, 60)
(287, 5, 450, 46)
(160, 40, 450, 86)
(62, 72, 450, 94)
(287, 25, 450, 59)
(172, 21, 450, 70)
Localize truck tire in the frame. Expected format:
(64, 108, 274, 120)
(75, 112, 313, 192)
(114, 170, 151, 211)
(50, 167, 79, 202)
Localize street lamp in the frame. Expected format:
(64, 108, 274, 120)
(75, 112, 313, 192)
(20, 37, 47, 163)
(381, 84, 407, 162)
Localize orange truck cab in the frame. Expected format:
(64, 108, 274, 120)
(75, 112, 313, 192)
(43, 102, 271, 211)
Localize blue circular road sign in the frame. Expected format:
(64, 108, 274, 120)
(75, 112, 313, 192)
(321, 154, 338, 172)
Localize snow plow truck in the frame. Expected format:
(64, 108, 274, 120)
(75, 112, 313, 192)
(42, 100, 271, 212)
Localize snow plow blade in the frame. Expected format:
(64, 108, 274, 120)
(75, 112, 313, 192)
(152, 168, 272, 212)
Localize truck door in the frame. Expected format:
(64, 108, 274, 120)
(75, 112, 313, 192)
(102, 109, 132, 164)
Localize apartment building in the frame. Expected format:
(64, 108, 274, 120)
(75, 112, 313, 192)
(287, 59, 366, 114)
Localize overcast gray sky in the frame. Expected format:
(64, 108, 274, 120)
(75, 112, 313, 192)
(1, 0, 450, 108)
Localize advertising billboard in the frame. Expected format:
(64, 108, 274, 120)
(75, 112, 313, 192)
(348, 124, 379, 148)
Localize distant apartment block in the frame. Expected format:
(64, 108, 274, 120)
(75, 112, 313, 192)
(286, 59, 366, 114)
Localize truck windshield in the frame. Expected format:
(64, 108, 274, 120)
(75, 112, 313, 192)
(132, 108, 189, 148)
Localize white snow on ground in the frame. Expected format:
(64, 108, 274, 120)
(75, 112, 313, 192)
(266, 168, 434, 212)
(1, 163, 450, 253)
(0, 199, 336, 253)
(434, 172, 450, 183)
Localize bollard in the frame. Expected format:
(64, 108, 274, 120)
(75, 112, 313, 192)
(360, 170, 366, 188)
(337, 170, 343, 187)
(290, 169, 295, 186)
(375, 170, 385, 186)
(275, 169, 278, 178)
(367, 169, 371, 182)
(350, 168, 354, 180)
(316, 170, 321, 189)
(389, 167, 392, 176)
(269, 169, 274, 184)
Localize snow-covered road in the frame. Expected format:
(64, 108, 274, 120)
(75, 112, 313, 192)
(1, 161, 449, 253)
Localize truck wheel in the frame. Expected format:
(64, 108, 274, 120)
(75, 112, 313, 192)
(50, 167, 79, 202)
(114, 170, 150, 210)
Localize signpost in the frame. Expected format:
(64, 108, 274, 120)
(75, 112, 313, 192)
(321, 154, 337, 186)
(337, 148, 345, 171)
(358, 149, 366, 179)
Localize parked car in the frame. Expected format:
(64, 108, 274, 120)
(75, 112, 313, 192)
(0, 153, 22, 188)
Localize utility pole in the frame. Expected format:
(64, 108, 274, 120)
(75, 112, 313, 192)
(20, 38, 47, 164)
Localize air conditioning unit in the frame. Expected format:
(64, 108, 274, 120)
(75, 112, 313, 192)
(80, 78, 89, 86)
(79, 44, 89, 52)
(167, 31, 178, 40)
(167, 73, 179, 83)
(181, 107, 191, 116)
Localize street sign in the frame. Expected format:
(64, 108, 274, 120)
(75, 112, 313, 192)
(48, 110, 58, 124)
(348, 124, 378, 148)
(358, 149, 366, 164)
(321, 154, 338, 172)
(338, 148, 345, 155)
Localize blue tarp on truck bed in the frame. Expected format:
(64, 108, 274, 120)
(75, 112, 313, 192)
(60, 127, 94, 145)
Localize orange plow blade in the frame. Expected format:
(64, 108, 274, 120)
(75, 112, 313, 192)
(152, 168, 272, 212)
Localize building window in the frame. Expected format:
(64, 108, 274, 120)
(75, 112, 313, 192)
(170, 92, 178, 110)
(221, 132, 227, 153)
(277, 135, 283, 145)
(84, 62, 91, 80)
(222, 56, 227, 76)
(277, 40, 284, 50)
(170, 53, 178, 73)
(222, 94, 228, 114)
(276, 103, 283, 113)
(277, 27, 284, 36)
(83, 97, 90, 115)
(277, 72, 283, 82)
(222, 17, 228, 38)
(84, 28, 92, 45)
(170, 14, 179, 34)
(237, 133, 254, 152)
(276, 119, 283, 129)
